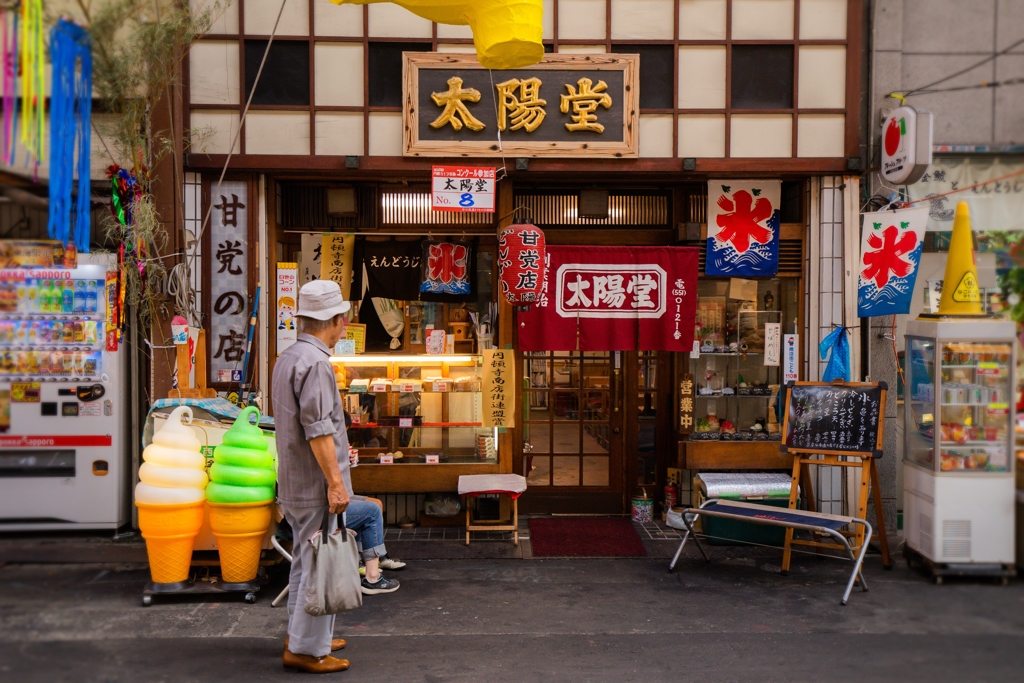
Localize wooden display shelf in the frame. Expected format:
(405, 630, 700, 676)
(677, 438, 791, 470)
(351, 461, 501, 493)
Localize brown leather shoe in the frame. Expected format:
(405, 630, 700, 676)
(283, 649, 350, 673)
(284, 636, 347, 653)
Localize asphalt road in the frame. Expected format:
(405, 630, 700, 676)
(2, 550, 1023, 682)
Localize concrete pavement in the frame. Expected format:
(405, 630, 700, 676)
(2, 546, 1024, 682)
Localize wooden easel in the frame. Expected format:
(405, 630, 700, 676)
(780, 381, 892, 574)
(168, 329, 217, 399)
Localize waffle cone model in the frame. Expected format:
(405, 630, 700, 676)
(207, 406, 277, 583)
(135, 407, 209, 584)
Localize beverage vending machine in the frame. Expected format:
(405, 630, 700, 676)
(0, 253, 129, 530)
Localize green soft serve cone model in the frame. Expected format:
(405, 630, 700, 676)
(207, 406, 277, 504)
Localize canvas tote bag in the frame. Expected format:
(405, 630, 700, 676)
(303, 512, 363, 616)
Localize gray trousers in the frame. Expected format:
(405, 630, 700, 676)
(282, 504, 336, 657)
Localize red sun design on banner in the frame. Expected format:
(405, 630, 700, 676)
(714, 190, 774, 253)
(427, 242, 468, 284)
(861, 225, 918, 289)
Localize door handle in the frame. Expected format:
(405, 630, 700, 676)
(613, 368, 620, 412)
(613, 427, 621, 434)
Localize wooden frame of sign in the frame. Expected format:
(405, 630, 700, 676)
(779, 381, 892, 574)
(403, 53, 639, 159)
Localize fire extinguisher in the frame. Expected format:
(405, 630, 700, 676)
(664, 480, 678, 513)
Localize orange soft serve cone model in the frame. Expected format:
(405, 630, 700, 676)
(135, 406, 208, 584)
(936, 201, 984, 317)
(330, 0, 544, 70)
(206, 406, 277, 583)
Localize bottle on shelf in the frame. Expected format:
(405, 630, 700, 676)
(26, 279, 38, 313)
(38, 280, 51, 314)
(86, 280, 98, 313)
(74, 280, 86, 312)
(62, 280, 74, 313)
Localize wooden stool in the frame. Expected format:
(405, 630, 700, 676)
(458, 474, 527, 546)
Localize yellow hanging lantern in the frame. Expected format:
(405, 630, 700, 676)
(331, 0, 544, 70)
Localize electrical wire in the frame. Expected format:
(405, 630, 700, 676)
(902, 36, 1024, 97)
(179, 0, 289, 325)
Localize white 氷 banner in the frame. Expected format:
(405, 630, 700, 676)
(857, 206, 930, 317)
(907, 157, 1024, 231)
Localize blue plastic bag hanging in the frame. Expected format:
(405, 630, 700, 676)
(819, 326, 851, 382)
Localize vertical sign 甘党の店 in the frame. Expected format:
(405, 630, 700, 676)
(209, 181, 248, 384)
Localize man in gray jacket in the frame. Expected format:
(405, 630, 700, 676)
(273, 280, 398, 674)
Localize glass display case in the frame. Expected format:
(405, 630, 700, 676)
(903, 318, 1016, 569)
(678, 278, 798, 454)
(906, 339, 1014, 473)
(332, 354, 497, 465)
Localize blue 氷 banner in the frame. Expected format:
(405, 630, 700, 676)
(705, 180, 782, 277)
(857, 207, 930, 317)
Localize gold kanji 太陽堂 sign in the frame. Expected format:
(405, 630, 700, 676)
(404, 53, 638, 158)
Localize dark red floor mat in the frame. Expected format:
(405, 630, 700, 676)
(528, 517, 647, 557)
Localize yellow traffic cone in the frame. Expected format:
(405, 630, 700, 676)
(331, 0, 544, 70)
(936, 201, 984, 317)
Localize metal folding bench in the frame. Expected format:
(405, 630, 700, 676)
(668, 498, 873, 605)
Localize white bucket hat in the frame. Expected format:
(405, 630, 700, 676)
(296, 280, 351, 320)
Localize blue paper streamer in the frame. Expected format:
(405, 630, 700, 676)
(819, 326, 851, 383)
(48, 20, 92, 252)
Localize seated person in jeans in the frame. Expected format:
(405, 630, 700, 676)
(344, 497, 400, 595)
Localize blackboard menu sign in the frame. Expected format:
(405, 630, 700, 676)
(781, 382, 887, 457)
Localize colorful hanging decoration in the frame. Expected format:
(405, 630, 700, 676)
(421, 241, 472, 296)
(107, 164, 143, 343)
(498, 222, 546, 305)
(705, 180, 782, 277)
(330, 0, 544, 70)
(49, 19, 93, 252)
(1, 9, 18, 164)
(19, 0, 45, 172)
(856, 206, 930, 318)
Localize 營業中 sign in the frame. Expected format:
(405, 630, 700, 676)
(404, 53, 638, 158)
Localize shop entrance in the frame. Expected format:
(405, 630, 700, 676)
(518, 350, 671, 514)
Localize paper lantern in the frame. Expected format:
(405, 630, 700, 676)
(498, 223, 545, 305)
(331, 0, 544, 70)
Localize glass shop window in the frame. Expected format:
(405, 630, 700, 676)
(245, 40, 310, 106)
(730, 45, 794, 110)
(368, 42, 431, 107)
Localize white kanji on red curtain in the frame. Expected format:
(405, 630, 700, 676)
(498, 223, 546, 305)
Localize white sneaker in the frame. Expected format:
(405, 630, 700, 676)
(379, 555, 406, 571)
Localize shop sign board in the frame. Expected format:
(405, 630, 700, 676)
(482, 349, 514, 428)
(404, 53, 638, 158)
(706, 180, 781, 277)
(764, 323, 781, 366)
(678, 373, 695, 433)
(431, 166, 495, 212)
(517, 246, 699, 352)
(208, 180, 248, 386)
(881, 106, 933, 185)
(320, 233, 355, 300)
(276, 263, 298, 355)
(856, 206, 929, 317)
(783, 334, 799, 382)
